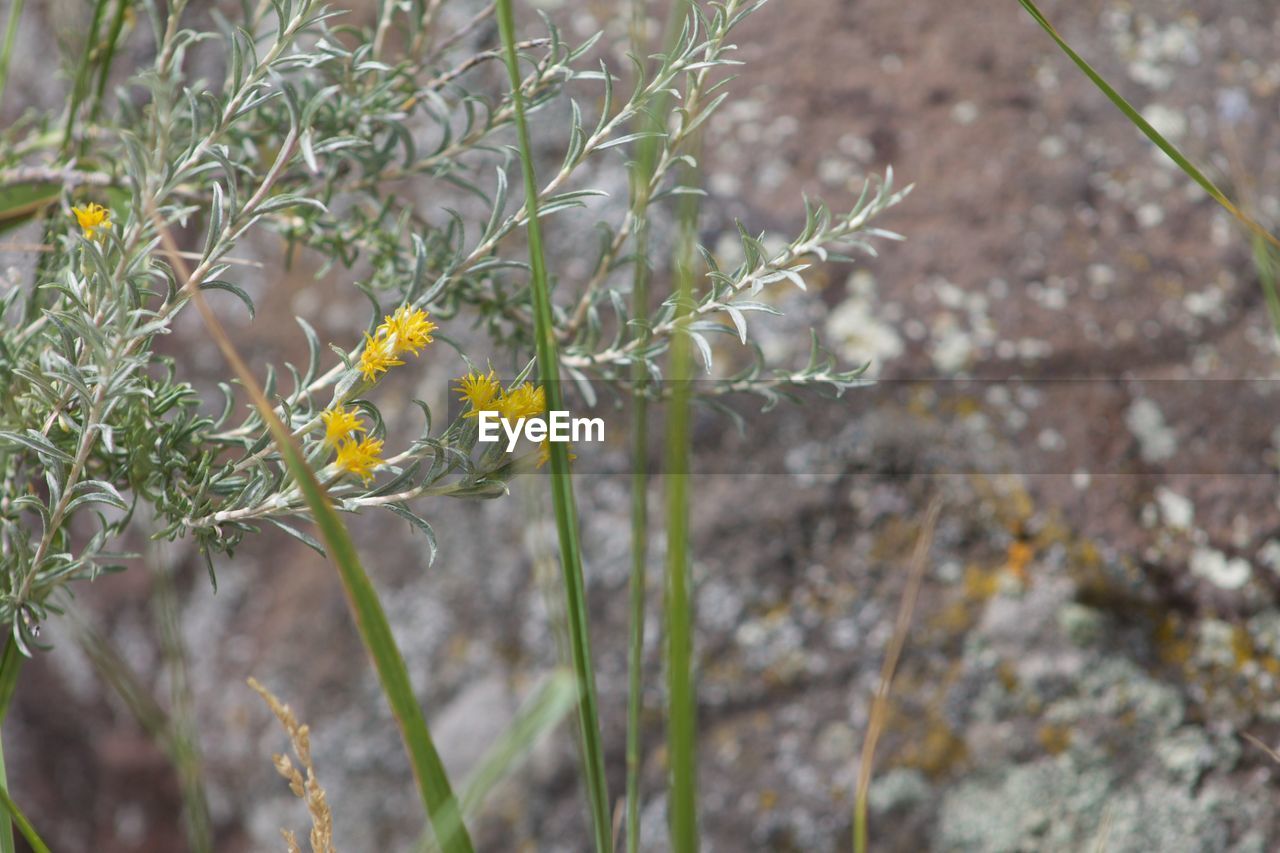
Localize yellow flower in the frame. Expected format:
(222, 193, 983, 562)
(358, 331, 404, 383)
(536, 439, 576, 468)
(334, 435, 384, 483)
(497, 382, 545, 422)
(71, 203, 111, 239)
(455, 370, 501, 418)
(320, 405, 365, 447)
(378, 304, 437, 356)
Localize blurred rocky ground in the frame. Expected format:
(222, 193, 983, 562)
(5, 0, 1280, 850)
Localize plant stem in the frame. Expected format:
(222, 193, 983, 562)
(624, 0, 653, 841)
(89, 0, 132, 125)
(494, 2, 612, 849)
(0, 774, 49, 853)
(664, 139, 701, 853)
(0, 0, 24, 116)
(0, 638, 24, 853)
(61, 0, 112, 155)
(151, 550, 213, 853)
(623, 0, 694, 848)
(853, 500, 940, 853)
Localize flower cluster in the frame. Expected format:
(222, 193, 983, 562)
(320, 406, 364, 447)
(71, 202, 111, 239)
(497, 382, 545, 422)
(454, 374, 569, 467)
(320, 405, 383, 483)
(331, 305, 438, 483)
(335, 435, 385, 483)
(454, 374, 546, 423)
(455, 369, 501, 419)
(358, 305, 437, 383)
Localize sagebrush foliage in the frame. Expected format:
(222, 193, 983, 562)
(0, 0, 905, 654)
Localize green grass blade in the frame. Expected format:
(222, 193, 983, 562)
(1016, 0, 1280, 253)
(0, 777, 50, 853)
(151, 558, 214, 853)
(153, 218, 473, 853)
(0, 0, 24, 115)
(457, 671, 577, 816)
(625, 372, 649, 853)
(417, 671, 578, 853)
(89, 0, 132, 124)
(663, 144, 701, 853)
(625, 2, 694, 849)
(61, 0, 112, 155)
(493, 3, 613, 849)
(219, 352, 472, 853)
(0, 640, 19, 724)
(656, 2, 706, 839)
(0, 639, 21, 853)
(68, 605, 211, 852)
(1253, 237, 1280, 340)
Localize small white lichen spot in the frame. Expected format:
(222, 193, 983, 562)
(1038, 135, 1067, 159)
(951, 101, 979, 125)
(1125, 398, 1177, 463)
(1258, 540, 1280, 576)
(1141, 104, 1187, 141)
(929, 321, 973, 374)
(1155, 487, 1194, 531)
(1136, 203, 1165, 229)
(1036, 428, 1066, 452)
(825, 278, 902, 377)
(1189, 547, 1251, 590)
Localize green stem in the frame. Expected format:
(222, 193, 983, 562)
(494, 3, 612, 849)
(61, 0, 112, 155)
(0, 638, 25, 853)
(664, 143, 701, 853)
(89, 0, 131, 125)
(624, 0, 653, 846)
(152, 559, 213, 853)
(625, 373, 649, 853)
(0, 776, 49, 853)
(624, 1, 694, 848)
(0, 0, 24, 116)
(1253, 237, 1280, 340)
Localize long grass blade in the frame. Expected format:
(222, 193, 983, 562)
(852, 499, 940, 853)
(0, 0, 24, 116)
(417, 671, 579, 853)
(493, 3, 613, 849)
(150, 553, 214, 853)
(624, 1, 695, 848)
(664, 175, 699, 852)
(89, 0, 132, 124)
(1016, 0, 1280, 253)
(1252, 237, 1280, 340)
(0, 639, 23, 853)
(61, 0, 112, 154)
(150, 211, 473, 853)
(457, 671, 578, 816)
(68, 605, 212, 852)
(0, 640, 19, 725)
(0, 779, 49, 853)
